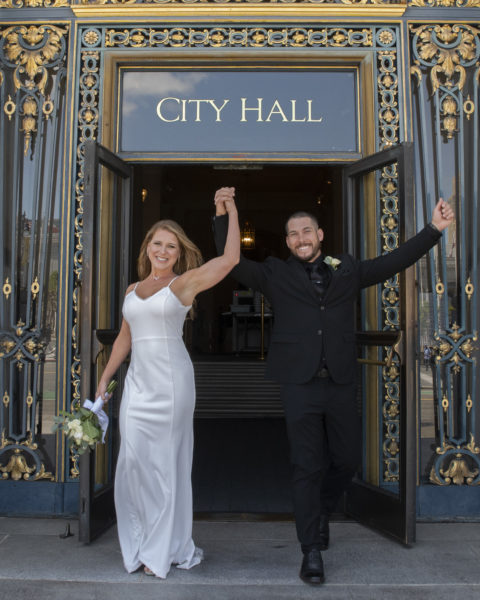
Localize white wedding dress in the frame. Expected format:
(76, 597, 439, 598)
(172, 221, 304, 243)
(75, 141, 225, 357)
(114, 279, 203, 578)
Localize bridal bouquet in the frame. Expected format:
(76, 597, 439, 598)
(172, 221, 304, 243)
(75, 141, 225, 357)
(53, 380, 117, 455)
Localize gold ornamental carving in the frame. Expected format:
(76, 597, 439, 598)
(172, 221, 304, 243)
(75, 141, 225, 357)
(3, 278, 12, 300)
(411, 24, 479, 95)
(0, 448, 53, 481)
(3, 96, 16, 120)
(465, 277, 474, 301)
(73, 0, 394, 4)
(31, 277, 40, 301)
(440, 455, 479, 485)
(430, 435, 480, 486)
(0, 0, 69, 7)
(434, 323, 478, 373)
(0, 25, 68, 154)
(410, 0, 480, 5)
(410, 23, 480, 140)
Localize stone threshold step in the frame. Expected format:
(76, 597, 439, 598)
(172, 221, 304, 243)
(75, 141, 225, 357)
(2, 580, 480, 600)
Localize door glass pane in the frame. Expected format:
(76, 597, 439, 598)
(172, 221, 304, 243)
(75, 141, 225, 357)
(355, 161, 401, 496)
(92, 164, 125, 490)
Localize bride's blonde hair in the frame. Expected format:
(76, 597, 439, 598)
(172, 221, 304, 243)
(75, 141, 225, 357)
(137, 220, 203, 281)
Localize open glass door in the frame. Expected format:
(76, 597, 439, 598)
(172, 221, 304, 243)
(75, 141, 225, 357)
(79, 140, 132, 543)
(343, 143, 416, 545)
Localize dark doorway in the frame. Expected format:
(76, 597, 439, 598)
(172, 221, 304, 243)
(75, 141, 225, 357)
(130, 163, 344, 516)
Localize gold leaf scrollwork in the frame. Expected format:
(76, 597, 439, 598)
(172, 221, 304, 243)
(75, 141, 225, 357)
(3, 96, 16, 121)
(464, 95, 475, 120)
(437, 339, 452, 357)
(451, 352, 462, 374)
(466, 394, 473, 413)
(30, 463, 55, 481)
(2, 392, 10, 407)
(31, 276, 40, 301)
(441, 393, 449, 412)
(1, 430, 12, 449)
(0, 340, 15, 357)
(1, 25, 68, 155)
(16, 319, 25, 337)
(450, 322, 462, 342)
(436, 281, 444, 296)
(441, 95, 458, 139)
(0, 0, 68, 5)
(465, 277, 474, 300)
(386, 290, 397, 304)
(42, 96, 55, 120)
(460, 338, 477, 359)
(411, 23, 480, 139)
(0, 449, 33, 480)
(388, 440, 399, 456)
(410, 0, 480, 6)
(440, 454, 479, 485)
(14, 350, 25, 370)
(431, 436, 480, 485)
(20, 431, 38, 450)
(3, 278, 12, 300)
(465, 433, 480, 454)
(21, 97, 38, 156)
(0, 448, 53, 481)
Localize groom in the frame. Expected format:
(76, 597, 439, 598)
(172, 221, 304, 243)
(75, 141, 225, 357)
(213, 188, 454, 584)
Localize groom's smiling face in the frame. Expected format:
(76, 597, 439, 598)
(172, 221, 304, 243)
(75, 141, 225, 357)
(285, 217, 324, 263)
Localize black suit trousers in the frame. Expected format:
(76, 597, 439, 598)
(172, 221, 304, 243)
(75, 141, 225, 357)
(281, 376, 361, 552)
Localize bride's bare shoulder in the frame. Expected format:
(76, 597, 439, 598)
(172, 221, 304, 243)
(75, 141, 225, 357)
(125, 282, 138, 295)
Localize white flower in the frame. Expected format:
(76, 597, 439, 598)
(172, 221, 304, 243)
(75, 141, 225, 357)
(67, 418, 81, 429)
(324, 256, 341, 271)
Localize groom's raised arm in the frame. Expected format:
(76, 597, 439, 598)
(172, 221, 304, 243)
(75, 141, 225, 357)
(358, 199, 454, 288)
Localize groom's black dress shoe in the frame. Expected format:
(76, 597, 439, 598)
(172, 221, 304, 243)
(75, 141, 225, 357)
(318, 514, 330, 550)
(299, 549, 325, 585)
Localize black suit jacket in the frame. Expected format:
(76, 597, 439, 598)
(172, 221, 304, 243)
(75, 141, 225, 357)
(214, 215, 441, 385)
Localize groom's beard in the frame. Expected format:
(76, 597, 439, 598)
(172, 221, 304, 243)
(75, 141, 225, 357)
(290, 241, 322, 263)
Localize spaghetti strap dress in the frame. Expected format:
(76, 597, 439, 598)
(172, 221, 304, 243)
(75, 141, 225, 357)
(114, 278, 203, 578)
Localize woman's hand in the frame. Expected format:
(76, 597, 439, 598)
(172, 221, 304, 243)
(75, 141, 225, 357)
(215, 187, 235, 216)
(95, 379, 109, 403)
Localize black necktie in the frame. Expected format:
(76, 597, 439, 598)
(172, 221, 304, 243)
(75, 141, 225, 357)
(306, 262, 330, 299)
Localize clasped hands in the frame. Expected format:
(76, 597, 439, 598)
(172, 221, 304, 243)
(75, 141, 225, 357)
(215, 187, 237, 216)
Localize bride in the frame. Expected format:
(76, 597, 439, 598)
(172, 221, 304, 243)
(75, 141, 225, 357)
(95, 188, 239, 578)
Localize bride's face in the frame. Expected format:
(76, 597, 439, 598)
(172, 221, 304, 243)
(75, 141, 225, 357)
(147, 228, 181, 273)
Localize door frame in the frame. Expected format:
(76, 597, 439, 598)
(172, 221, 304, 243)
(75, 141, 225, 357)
(343, 142, 417, 545)
(79, 140, 132, 543)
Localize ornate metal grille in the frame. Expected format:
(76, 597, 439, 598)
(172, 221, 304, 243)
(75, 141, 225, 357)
(0, 24, 68, 481)
(411, 23, 480, 486)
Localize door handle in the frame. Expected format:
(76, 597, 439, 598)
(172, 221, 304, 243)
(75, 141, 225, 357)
(92, 329, 119, 364)
(357, 331, 404, 367)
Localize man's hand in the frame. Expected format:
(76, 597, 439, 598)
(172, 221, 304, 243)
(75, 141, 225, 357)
(431, 198, 454, 232)
(214, 187, 235, 216)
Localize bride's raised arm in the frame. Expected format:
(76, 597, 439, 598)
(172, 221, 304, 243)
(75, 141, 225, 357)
(171, 187, 240, 306)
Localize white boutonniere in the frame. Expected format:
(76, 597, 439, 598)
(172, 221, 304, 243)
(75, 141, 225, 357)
(324, 256, 341, 271)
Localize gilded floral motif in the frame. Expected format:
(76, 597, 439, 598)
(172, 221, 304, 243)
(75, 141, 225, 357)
(0, 0, 68, 6)
(0, 25, 68, 154)
(410, 0, 480, 5)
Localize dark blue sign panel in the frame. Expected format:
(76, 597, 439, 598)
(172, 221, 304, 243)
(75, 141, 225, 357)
(119, 69, 360, 158)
